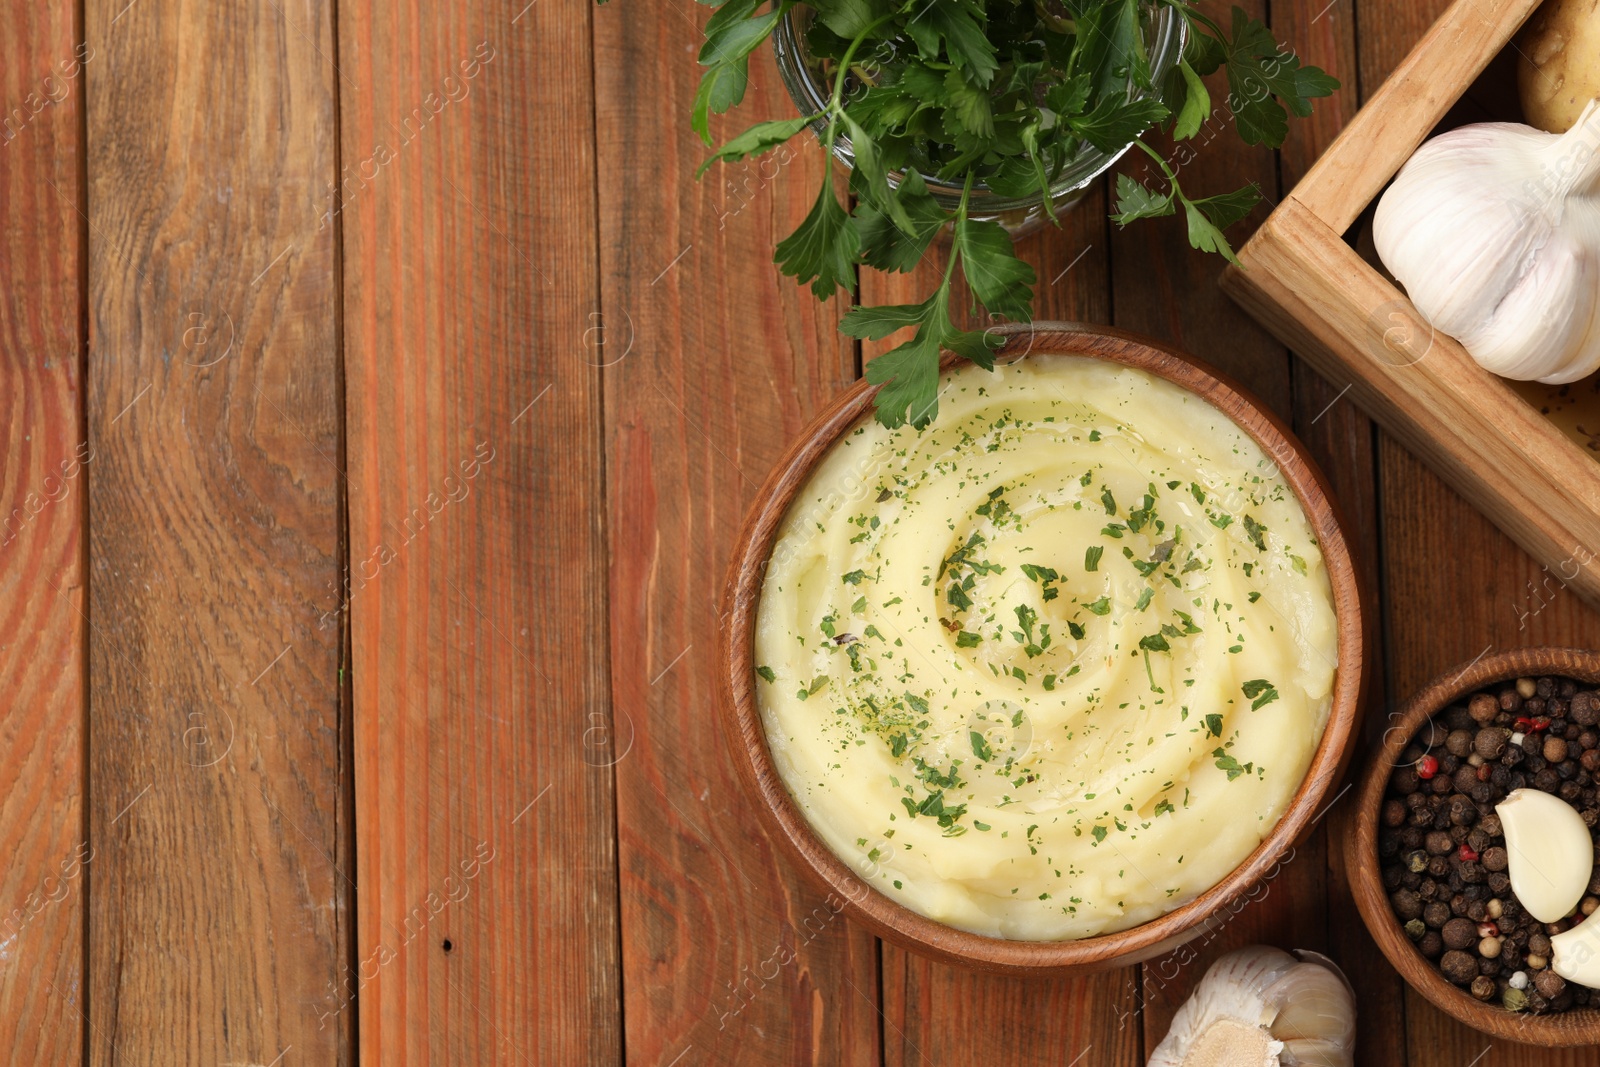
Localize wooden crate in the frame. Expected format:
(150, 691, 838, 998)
(1222, 0, 1600, 609)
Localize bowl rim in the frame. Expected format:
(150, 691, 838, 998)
(720, 321, 1367, 975)
(1346, 646, 1600, 1045)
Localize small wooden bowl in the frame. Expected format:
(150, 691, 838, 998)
(720, 322, 1367, 975)
(1347, 647, 1600, 1045)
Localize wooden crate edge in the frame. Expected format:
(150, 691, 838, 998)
(1225, 211, 1600, 612)
(1291, 0, 1545, 235)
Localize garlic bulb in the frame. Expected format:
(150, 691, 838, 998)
(1147, 946, 1356, 1067)
(1373, 101, 1600, 383)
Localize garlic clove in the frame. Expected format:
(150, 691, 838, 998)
(1552, 918, 1600, 988)
(1147, 946, 1356, 1067)
(1496, 788, 1593, 923)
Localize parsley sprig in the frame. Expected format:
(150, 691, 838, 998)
(688, 0, 1337, 427)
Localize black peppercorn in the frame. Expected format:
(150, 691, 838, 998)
(1443, 917, 1477, 950)
(1535, 969, 1567, 999)
(1441, 949, 1479, 984)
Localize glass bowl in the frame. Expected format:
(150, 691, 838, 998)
(771, 3, 1187, 234)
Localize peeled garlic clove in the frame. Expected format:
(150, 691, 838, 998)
(1496, 788, 1594, 923)
(1552, 919, 1600, 987)
(1147, 946, 1356, 1067)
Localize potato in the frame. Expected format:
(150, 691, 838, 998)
(1517, 0, 1600, 133)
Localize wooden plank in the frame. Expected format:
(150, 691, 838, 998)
(83, 0, 347, 1061)
(338, 2, 621, 1063)
(1272, 1, 1403, 1059)
(1291, 0, 1542, 236)
(0, 2, 86, 1061)
(863, 203, 1142, 1067)
(593, 6, 881, 1064)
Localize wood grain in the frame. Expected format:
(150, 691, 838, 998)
(1271, 0, 1405, 1059)
(594, 4, 881, 1063)
(337, 1, 621, 1063)
(83, 0, 348, 1061)
(0, 1, 86, 1061)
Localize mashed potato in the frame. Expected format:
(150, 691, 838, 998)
(754, 355, 1338, 940)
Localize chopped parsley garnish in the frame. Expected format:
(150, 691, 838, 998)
(1242, 678, 1280, 710)
(1020, 563, 1061, 601)
(970, 731, 994, 762)
(1213, 748, 1254, 780)
(1243, 514, 1268, 552)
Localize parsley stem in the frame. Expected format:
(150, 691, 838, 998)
(943, 171, 976, 287)
(828, 13, 901, 113)
(1032, 0, 1076, 35)
(1132, 137, 1191, 205)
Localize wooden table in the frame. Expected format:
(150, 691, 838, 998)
(4, 0, 1597, 1063)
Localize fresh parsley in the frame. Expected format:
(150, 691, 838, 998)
(687, 0, 1337, 427)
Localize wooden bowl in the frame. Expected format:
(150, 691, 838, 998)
(720, 322, 1368, 975)
(1346, 647, 1600, 1045)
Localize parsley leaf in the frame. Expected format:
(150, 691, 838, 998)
(952, 215, 1035, 321)
(1213, 6, 1338, 148)
(697, 116, 814, 178)
(775, 170, 859, 299)
(1069, 95, 1170, 154)
(1112, 174, 1176, 225)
